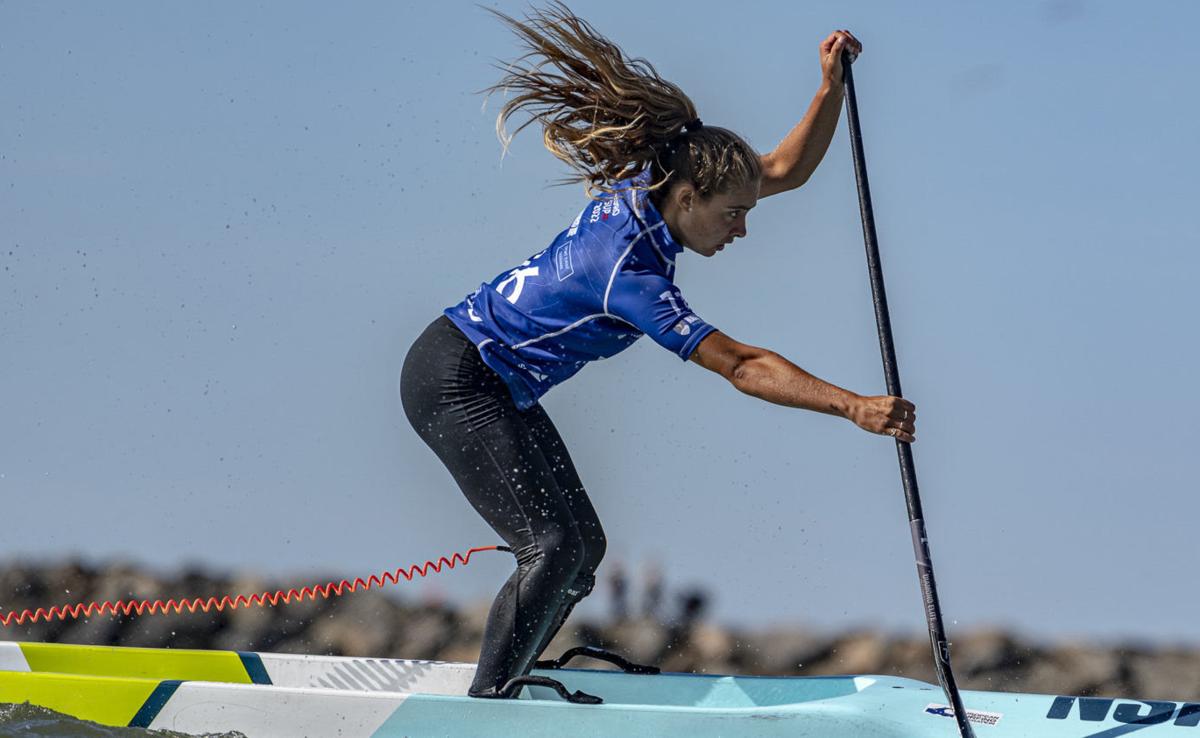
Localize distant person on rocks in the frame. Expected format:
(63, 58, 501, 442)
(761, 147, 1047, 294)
(401, 3, 910, 702)
(677, 589, 709, 629)
(607, 561, 628, 622)
(642, 561, 664, 622)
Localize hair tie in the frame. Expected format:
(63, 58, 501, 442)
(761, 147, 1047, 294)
(662, 118, 703, 158)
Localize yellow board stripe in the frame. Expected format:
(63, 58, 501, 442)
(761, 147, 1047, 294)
(0, 672, 163, 727)
(18, 642, 253, 684)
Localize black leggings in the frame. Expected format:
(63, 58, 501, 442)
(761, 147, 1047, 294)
(399, 315, 606, 696)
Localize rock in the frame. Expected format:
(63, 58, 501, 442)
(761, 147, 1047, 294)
(734, 628, 831, 675)
(604, 617, 669, 665)
(811, 631, 888, 675)
(883, 636, 937, 682)
(957, 629, 1023, 676)
(55, 563, 165, 645)
(390, 607, 457, 660)
(689, 623, 735, 672)
(1128, 647, 1200, 700)
(1023, 643, 1122, 696)
(306, 592, 398, 657)
(211, 573, 277, 651)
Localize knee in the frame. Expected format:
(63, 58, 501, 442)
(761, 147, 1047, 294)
(532, 527, 586, 586)
(580, 535, 604, 580)
(578, 523, 606, 578)
(565, 527, 606, 603)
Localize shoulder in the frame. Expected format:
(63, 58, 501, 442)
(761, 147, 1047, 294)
(574, 186, 644, 256)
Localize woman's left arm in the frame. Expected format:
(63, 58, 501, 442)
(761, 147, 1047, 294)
(759, 30, 862, 198)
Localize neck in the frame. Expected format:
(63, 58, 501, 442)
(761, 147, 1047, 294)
(655, 194, 688, 248)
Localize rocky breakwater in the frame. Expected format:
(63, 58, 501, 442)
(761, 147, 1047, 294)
(2, 559, 1198, 702)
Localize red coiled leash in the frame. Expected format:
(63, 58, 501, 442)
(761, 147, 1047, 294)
(0, 545, 505, 627)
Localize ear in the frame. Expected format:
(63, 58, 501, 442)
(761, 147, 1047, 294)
(675, 184, 695, 214)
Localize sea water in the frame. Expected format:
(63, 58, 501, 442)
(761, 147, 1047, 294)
(0, 703, 243, 738)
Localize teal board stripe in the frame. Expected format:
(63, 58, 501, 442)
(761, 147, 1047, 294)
(128, 680, 182, 728)
(239, 652, 272, 685)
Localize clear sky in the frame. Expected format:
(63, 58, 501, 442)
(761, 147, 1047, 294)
(3, 1, 1198, 645)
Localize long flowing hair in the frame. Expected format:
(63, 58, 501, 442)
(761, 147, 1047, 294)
(484, 2, 762, 200)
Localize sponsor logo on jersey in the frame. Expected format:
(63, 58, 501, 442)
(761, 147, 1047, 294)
(671, 314, 701, 336)
(660, 289, 684, 316)
(588, 197, 622, 223)
(924, 704, 1003, 726)
(555, 241, 574, 281)
(496, 257, 539, 305)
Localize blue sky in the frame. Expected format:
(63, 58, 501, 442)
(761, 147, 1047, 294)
(3, 1, 1198, 645)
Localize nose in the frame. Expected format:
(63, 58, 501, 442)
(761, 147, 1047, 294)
(732, 215, 748, 239)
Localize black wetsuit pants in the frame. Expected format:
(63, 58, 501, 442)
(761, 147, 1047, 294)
(399, 316, 607, 697)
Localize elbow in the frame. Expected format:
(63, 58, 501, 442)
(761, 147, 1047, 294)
(729, 351, 775, 391)
(760, 170, 811, 199)
(730, 356, 752, 386)
(777, 168, 812, 193)
(789, 171, 813, 190)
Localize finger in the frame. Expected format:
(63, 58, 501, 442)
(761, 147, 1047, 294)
(886, 417, 916, 434)
(884, 427, 915, 443)
(833, 38, 853, 66)
(834, 31, 858, 62)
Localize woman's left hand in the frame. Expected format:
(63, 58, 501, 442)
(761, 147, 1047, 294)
(820, 30, 863, 86)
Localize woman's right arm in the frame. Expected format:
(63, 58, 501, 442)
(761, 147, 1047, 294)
(689, 331, 917, 442)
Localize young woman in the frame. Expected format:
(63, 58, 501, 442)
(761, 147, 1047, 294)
(401, 4, 912, 702)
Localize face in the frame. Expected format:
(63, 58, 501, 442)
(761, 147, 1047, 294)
(669, 179, 760, 258)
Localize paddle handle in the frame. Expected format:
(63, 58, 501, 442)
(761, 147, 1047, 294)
(841, 52, 977, 738)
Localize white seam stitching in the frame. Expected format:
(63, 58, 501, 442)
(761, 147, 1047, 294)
(511, 314, 606, 349)
(603, 223, 663, 315)
(648, 226, 674, 266)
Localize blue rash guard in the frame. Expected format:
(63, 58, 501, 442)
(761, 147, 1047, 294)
(444, 170, 718, 410)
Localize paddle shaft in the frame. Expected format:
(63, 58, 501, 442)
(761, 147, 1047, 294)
(841, 54, 977, 738)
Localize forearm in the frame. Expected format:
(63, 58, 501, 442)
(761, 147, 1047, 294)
(762, 81, 846, 191)
(729, 350, 856, 418)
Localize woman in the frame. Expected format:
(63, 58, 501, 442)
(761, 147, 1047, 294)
(400, 4, 913, 702)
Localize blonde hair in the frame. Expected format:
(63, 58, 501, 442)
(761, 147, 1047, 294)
(485, 2, 761, 199)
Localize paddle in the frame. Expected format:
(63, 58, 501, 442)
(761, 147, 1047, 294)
(840, 51, 977, 738)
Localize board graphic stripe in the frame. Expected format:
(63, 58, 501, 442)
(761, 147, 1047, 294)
(128, 680, 182, 728)
(239, 652, 272, 685)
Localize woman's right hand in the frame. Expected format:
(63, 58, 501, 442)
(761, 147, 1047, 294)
(847, 394, 916, 443)
(820, 30, 863, 86)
